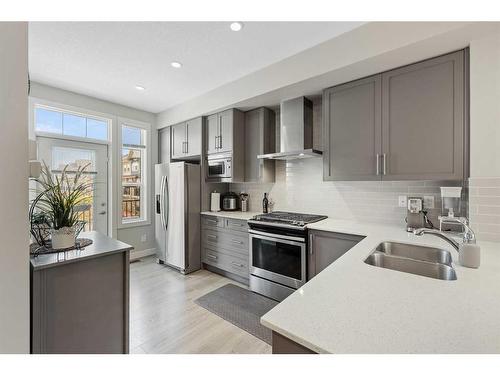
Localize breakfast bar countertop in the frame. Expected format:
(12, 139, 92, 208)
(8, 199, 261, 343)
(30, 231, 134, 271)
(261, 219, 500, 354)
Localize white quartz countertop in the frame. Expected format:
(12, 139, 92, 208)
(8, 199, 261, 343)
(200, 211, 259, 220)
(260, 218, 500, 354)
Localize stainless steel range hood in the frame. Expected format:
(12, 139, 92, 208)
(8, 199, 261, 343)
(257, 96, 322, 160)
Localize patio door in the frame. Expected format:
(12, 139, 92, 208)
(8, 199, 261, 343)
(37, 137, 109, 235)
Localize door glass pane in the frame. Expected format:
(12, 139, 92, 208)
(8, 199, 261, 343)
(50, 147, 97, 232)
(122, 186, 141, 220)
(35, 107, 62, 134)
(252, 238, 302, 280)
(122, 126, 142, 145)
(87, 118, 108, 140)
(63, 113, 86, 137)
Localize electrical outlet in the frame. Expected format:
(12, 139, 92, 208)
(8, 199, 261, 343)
(398, 196, 407, 208)
(140, 234, 147, 243)
(423, 196, 435, 209)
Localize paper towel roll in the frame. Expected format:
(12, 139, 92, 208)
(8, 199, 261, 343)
(210, 191, 221, 212)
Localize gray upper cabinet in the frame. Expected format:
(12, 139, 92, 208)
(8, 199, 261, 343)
(171, 123, 186, 159)
(206, 114, 219, 154)
(185, 117, 202, 157)
(244, 107, 276, 183)
(381, 50, 464, 180)
(158, 127, 171, 164)
(308, 230, 364, 280)
(218, 109, 233, 153)
(323, 49, 466, 181)
(170, 117, 202, 159)
(323, 75, 382, 181)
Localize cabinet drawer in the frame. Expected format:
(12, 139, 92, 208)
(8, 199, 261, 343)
(224, 218, 248, 233)
(202, 246, 249, 278)
(201, 215, 224, 229)
(202, 229, 248, 256)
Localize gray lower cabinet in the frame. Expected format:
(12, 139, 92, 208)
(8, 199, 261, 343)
(244, 107, 276, 182)
(323, 49, 466, 181)
(171, 117, 203, 159)
(308, 230, 364, 279)
(31, 250, 130, 354)
(201, 215, 249, 282)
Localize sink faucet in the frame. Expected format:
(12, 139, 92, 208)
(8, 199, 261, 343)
(413, 218, 476, 252)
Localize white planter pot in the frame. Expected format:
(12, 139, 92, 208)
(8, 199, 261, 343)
(51, 226, 76, 250)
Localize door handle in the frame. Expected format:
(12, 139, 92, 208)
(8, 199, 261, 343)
(206, 254, 217, 260)
(207, 234, 217, 239)
(231, 239, 243, 245)
(309, 234, 314, 255)
(185, 141, 188, 154)
(382, 153, 387, 175)
(215, 136, 218, 150)
(376, 154, 380, 176)
(231, 261, 244, 268)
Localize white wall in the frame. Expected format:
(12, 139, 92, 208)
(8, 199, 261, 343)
(469, 32, 500, 178)
(467, 31, 500, 242)
(0, 22, 29, 353)
(29, 82, 158, 255)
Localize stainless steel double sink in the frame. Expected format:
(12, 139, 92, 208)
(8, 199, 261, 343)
(364, 242, 457, 280)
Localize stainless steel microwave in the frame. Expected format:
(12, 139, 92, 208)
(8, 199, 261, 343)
(206, 153, 232, 181)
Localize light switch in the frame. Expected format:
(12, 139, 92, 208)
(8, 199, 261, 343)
(398, 196, 407, 208)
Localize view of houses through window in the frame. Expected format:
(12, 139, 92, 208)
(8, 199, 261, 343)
(121, 125, 146, 223)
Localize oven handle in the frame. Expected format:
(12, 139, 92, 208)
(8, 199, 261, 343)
(248, 229, 305, 243)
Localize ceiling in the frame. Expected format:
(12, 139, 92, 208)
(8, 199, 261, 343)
(28, 22, 364, 113)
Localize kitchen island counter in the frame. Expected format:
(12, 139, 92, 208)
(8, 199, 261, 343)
(261, 219, 500, 353)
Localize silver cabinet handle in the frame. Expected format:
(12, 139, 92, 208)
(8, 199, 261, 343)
(207, 234, 217, 239)
(382, 153, 387, 175)
(98, 211, 106, 215)
(214, 136, 218, 150)
(231, 239, 243, 244)
(207, 254, 217, 260)
(309, 233, 314, 255)
(376, 154, 380, 176)
(231, 261, 244, 267)
(205, 218, 217, 224)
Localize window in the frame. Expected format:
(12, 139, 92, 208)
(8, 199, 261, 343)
(121, 124, 147, 223)
(35, 106, 109, 141)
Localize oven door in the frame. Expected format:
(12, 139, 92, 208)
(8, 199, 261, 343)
(249, 229, 307, 289)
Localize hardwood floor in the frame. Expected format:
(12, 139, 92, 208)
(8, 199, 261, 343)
(129, 256, 271, 354)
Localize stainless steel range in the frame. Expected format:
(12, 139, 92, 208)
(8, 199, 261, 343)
(248, 211, 327, 301)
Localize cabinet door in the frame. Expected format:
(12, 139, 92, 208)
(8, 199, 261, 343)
(206, 114, 219, 154)
(218, 109, 233, 153)
(308, 231, 364, 280)
(381, 50, 464, 180)
(158, 127, 170, 164)
(245, 108, 276, 182)
(185, 117, 202, 157)
(323, 75, 382, 181)
(244, 108, 262, 182)
(171, 122, 186, 159)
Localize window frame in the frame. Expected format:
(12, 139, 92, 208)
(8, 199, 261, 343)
(118, 118, 151, 228)
(33, 102, 111, 143)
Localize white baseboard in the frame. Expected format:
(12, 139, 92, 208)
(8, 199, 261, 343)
(130, 247, 156, 260)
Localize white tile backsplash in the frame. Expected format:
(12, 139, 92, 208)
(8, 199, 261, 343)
(468, 177, 500, 242)
(230, 158, 462, 227)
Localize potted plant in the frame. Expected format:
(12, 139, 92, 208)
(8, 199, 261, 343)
(33, 162, 92, 250)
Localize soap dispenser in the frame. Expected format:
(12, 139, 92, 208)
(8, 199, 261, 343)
(459, 221, 480, 268)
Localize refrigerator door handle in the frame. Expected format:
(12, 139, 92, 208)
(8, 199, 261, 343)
(163, 175, 169, 230)
(159, 177, 166, 230)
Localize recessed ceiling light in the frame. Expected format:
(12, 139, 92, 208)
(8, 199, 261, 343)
(171, 61, 182, 68)
(135, 85, 145, 91)
(230, 22, 243, 31)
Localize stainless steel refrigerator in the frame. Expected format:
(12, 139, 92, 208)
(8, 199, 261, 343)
(155, 162, 201, 274)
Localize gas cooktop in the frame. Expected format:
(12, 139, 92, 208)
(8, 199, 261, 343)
(249, 211, 327, 228)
